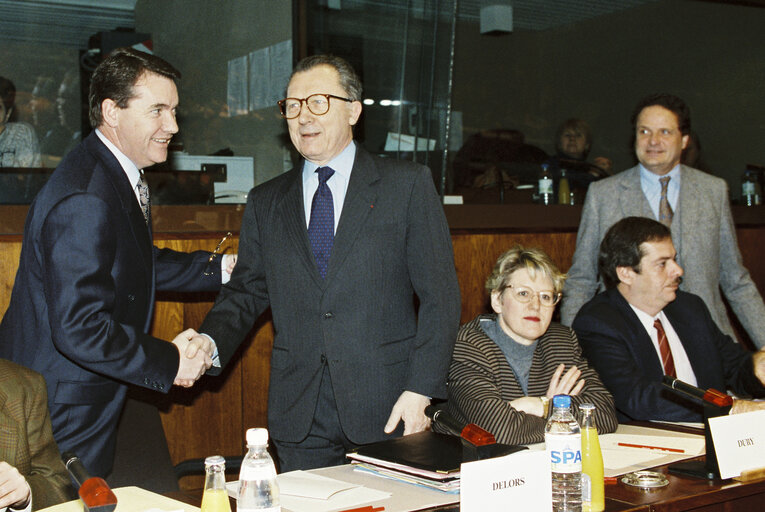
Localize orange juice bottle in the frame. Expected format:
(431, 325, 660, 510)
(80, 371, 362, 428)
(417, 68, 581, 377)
(580, 404, 604, 512)
(201, 455, 232, 512)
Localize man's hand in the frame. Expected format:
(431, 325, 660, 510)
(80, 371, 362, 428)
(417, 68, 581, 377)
(731, 398, 765, 415)
(183, 334, 215, 360)
(172, 328, 212, 387)
(223, 253, 238, 276)
(384, 391, 431, 435)
(545, 363, 585, 397)
(753, 349, 765, 386)
(0, 462, 31, 510)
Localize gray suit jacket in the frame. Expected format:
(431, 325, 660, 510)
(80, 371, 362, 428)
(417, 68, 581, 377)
(561, 165, 765, 348)
(201, 143, 461, 444)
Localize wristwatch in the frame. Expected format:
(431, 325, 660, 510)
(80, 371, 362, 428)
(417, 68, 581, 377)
(539, 396, 550, 418)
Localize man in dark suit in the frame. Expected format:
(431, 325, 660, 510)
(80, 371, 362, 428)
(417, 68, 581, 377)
(193, 54, 461, 471)
(0, 48, 230, 478)
(572, 217, 765, 422)
(0, 358, 71, 511)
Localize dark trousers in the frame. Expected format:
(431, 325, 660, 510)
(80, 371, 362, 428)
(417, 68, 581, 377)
(272, 365, 358, 472)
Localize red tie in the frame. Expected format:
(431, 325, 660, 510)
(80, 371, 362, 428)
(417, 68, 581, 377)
(654, 319, 676, 377)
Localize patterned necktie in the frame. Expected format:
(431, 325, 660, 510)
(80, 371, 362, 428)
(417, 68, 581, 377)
(308, 166, 335, 279)
(654, 318, 676, 378)
(658, 176, 673, 226)
(136, 172, 151, 225)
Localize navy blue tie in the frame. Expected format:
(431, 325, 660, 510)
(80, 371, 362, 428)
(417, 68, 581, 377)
(308, 166, 335, 278)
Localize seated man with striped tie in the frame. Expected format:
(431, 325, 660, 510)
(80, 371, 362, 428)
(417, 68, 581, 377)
(572, 216, 765, 422)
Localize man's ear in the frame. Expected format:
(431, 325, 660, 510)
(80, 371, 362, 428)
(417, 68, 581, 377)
(348, 101, 362, 126)
(616, 266, 634, 286)
(101, 98, 120, 128)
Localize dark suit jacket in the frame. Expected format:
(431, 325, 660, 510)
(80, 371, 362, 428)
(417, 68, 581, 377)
(445, 315, 618, 445)
(572, 289, 765, 422)
(0, 132, 221, 477)
(0, 359, 71, 510)
(201, 143, 461, 444)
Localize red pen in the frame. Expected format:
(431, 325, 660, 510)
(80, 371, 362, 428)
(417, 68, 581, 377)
(617, 442, 684, 454)
(339, 506, 385, 512)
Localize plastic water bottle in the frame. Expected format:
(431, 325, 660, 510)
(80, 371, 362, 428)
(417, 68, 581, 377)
(545, 394, 582, 512)
(238, 428, 280, 512)
(538, 163, 554, 205)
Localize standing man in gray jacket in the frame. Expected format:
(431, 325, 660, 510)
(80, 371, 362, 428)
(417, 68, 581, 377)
(561, 93, 765, 349)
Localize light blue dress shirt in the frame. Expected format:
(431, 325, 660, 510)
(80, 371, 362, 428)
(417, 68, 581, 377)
(640, 164, 681, 220)
(302, 141, 357, 233)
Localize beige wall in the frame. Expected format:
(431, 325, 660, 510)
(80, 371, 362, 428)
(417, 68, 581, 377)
(135, 0, 292, 185)
(452, 0, 765, 195)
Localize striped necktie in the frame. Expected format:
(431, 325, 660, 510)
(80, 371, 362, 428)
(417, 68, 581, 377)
(654, 318, 676, 378)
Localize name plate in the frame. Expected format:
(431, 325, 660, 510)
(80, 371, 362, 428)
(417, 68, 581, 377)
(708, 409, 765, 479)
(460, 449, 551, 512)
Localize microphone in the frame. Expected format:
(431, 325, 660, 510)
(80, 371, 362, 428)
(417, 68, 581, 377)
(425, 404, 496, 446)
(62, 452, 118, 512)
(661, 375, 733, 409)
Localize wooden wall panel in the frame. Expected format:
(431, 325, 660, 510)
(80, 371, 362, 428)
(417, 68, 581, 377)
(0, 239, 21, 317)
(451, 231, 577, 322)
(2, 219, 764, 490)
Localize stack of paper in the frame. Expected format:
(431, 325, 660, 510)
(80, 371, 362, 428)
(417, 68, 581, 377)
(226, 470, 391, 512)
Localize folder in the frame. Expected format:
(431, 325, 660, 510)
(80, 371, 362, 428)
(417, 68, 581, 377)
(347, 431, 526, 480)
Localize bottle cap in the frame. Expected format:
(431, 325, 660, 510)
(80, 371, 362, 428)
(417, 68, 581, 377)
(579, 402, 595, 412)
(246, 427, 269, 447)
(552, 394, 571, 408)
(204, 455, 226, 468)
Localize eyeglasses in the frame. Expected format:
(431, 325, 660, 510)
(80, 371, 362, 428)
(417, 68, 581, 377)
(277, 94, 353, 119)
(203, 231, 232, 276)
(503, 284, 561, 307)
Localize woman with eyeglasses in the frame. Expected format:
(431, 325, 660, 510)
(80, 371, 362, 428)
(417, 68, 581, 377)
(0, 76, 42, 168)
(444, 245, 617, 445)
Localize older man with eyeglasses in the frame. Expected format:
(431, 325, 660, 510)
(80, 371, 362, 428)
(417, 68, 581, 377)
(189, 54, 461, 471)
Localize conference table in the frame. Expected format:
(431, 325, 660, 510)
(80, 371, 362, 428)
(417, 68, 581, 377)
(166, 455, 765, 512)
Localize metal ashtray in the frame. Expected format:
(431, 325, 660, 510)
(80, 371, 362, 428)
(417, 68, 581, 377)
(621, 470, 670, 489)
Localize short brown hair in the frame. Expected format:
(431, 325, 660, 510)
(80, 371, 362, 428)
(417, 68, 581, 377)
(89, 47, 180, 128)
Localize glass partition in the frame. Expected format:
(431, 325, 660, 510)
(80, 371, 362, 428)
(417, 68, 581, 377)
(301, 0, 458, 197)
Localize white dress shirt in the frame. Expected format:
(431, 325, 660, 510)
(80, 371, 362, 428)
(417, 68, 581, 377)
(630, 305, 698, 386)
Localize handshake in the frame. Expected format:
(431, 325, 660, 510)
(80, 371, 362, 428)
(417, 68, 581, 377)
(171, 329, 215, 387)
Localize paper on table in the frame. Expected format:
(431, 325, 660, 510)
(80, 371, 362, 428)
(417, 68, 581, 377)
(279, 470, 361, 499)
(37, 486, 200, 512)
(526, 424, 705, 477)
(226, 471, 392, 512)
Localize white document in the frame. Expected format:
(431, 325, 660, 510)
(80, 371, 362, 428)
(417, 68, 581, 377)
(37, 486, 199, 512)
(708, 409, 765, 479)
(526, 424, 705, 477)
(460, 449, 551, 512)
(226, 471, 391, 512)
